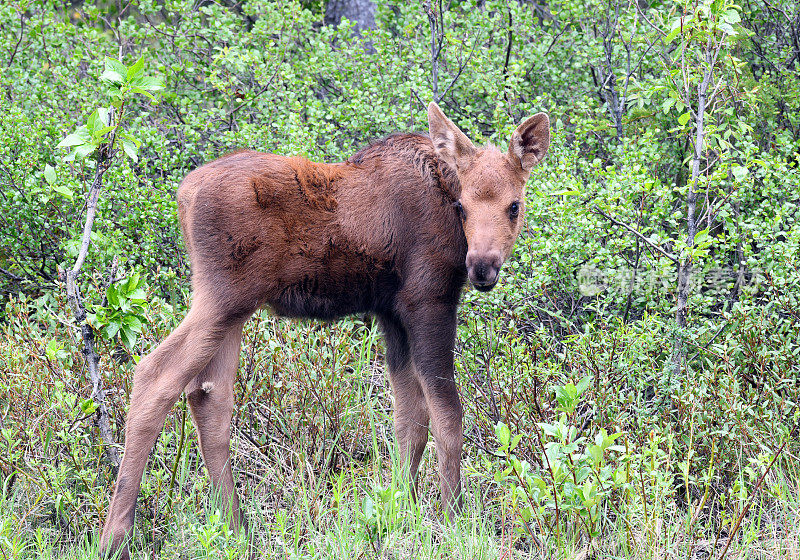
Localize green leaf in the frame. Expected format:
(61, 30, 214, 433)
(86, 311, 100, 328)
(106, 286, 120, 307)
(665, 27, 681, 44)
(44, 164, 56, 185)
(122, 137, 139, 162)
(121, 273, 141, 292)
(138, 76, 165, 92)
(94, 125, 116, 137)
(57, 128, 91, 148)
(603, 431, 623, 447)
(98, 107, 111, 126)
(52, 184, 74, 199)
(724, 9, 741, 24)
(582, 479, 594, 499)
(588, 444, 603, 466)
(363, 496, 375, 520)
(495, 422, 511, 448)
(103, 320, 121, 340)
(122, 315, 143, 333)
(105, 57, 127, 78)
(665, 18, 682, 43)
(126, 57, 145, 81)
(127, 288, 147, 302)
(45, 339, 62, 361)
(678, 112, 691, 126)
(74, 143, 97, 160)
(576, 375, 592, 396)
(120, 328, 137, 350)
(43, 428, 53, 454)
(119, 131, 142, 147)
(550, 188, 581, 196)
(100, 69, 124, 85)
(539, 422, 559, 438)
(86, 110, 107, 135)
(131, 75, 165, 103)
(80, 398, 98, 415)
(131, 87, 157, 102)
(732, 165, 748, 181)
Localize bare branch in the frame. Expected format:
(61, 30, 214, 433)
(592, 206, 678, 263)
(717, 435, 791, 560)
(0, 267, 22, 281)
(438, 32, 480, 102)
(63, 103, 128, 471)
(71, 170, 103, 275)
(6, 10, 24, 68)
(424, 1, 440, 102)
(226, 43, 286, 118)
(409, 86, 426, 109)
(543, 23, 568, 56)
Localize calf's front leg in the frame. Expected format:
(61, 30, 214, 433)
(380, 314, 430, 492)
(404, 303, 463, 517)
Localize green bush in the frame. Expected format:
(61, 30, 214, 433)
(1, 0, 799, 558)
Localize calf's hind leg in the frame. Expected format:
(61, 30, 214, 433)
(185, 324, 245, 531)
(99, 296, 247, 559)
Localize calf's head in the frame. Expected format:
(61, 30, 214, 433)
(428, 102, 550, 291)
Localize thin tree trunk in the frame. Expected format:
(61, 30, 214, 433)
(672, 53, 713, 376)
(425, 1, 441, 102)
(66, 143, 120, 470)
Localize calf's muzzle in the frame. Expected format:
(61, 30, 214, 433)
(466, 250, 503, 291)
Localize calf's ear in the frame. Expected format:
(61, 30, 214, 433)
(428, 102, 476, 171)
(509, 113, 550, 173)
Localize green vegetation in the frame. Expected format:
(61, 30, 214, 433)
(1, 0, 799, 557)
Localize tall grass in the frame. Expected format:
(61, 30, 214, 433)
(1, 286, 798, 559)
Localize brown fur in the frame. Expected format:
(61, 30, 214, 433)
(99, 103, 549, 558)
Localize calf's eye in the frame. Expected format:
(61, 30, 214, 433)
(453, 200, 465, 220)
(509, 201, 520, 219)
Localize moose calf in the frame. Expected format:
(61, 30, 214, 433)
(100, 103, 549, 557)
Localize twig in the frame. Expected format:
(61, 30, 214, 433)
(688, 319, 730, 363)
(64, 104, 127, 471)
(533, 424, 560, 539)
(543, 23, 567, 57)
(716, 436, 790, 560)
(424, 1, 441, 102)
(438, 31, 481, 102)
(6, 10, 24, 68)
(502, 3, 513, 111)
(225, 22, 287, 118)
(409, 87, 427, 110)
(0, 267, 22, 281)
(592, 206, 678, 263)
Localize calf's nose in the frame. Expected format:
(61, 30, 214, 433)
(466, 250, 503, 291)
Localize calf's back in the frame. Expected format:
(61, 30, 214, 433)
(176, 133, 466, 323)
